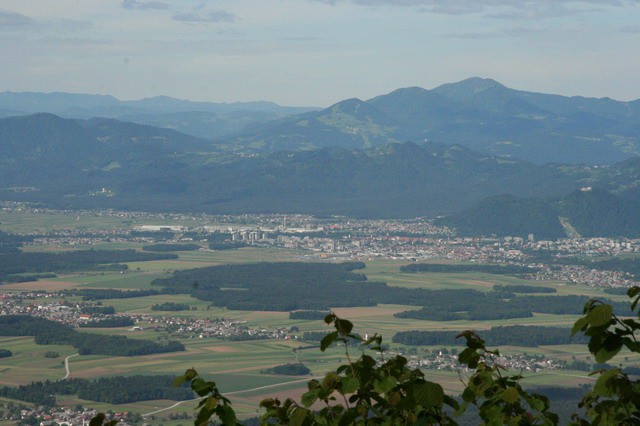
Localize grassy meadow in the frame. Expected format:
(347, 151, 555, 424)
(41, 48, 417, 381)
(1, 211, 638, 421)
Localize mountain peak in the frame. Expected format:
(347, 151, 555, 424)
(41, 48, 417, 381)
(433, 77, 506, 97)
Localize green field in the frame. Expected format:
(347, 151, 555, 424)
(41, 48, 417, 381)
(1, 212, 639, 422)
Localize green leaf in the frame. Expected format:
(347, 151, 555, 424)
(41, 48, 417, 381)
(593, 368, 620, 397)
(89, 413, 105, 426)
(195, 406, 214, 426)
(192, 378, 214, 396)
(204, 396, 218, 411)
(413, 381, 445, 408)
(301, 389, 320, 407)
(501, 387, 519, 404)
(216, 404, 237, 426)
(572, 317, 589, 335)
(337, 409, 360, 426)
(459, 347, 480, 368)
(172, 374, 187, 388)
(586, 304, 612, 327)
(289, 407, 310, 426)
(322, 372, 340, 390)
(340, 376, 359, 394)
(259, 398, 278, 409)
(627, 286, 640, 298)
(373, 376, 397, 394)
(444, 394, 460, 410)
(335, 318, 353, 335)
(324, 313, 336, 325)
(594, 337, 622, 363)
(461, 387, 476, 403)
(320, 331, 338, 352)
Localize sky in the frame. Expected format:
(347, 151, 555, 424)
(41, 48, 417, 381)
(1, 0, 640, 107)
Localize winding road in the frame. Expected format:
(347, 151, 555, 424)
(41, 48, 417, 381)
(61, 353, 80, 380)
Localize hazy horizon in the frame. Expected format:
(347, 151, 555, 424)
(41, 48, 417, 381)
(1, 0, 640, 107)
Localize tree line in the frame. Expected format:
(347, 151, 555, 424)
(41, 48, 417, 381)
(151, 302, 191, 311)
(289, 310, 330, 320)
(151, 262, 630, 316)
(493, 284, 556, 293)
(0, 316, 184, 356)
(0, 376, 193, 406)
(62, 288, 163, 301)
(400, 263, 540, 275)
(394, 294, 630, 322)
(392, 325, 588, 347)
(0, 249, 177, 278)
(142, 243, 200, 252)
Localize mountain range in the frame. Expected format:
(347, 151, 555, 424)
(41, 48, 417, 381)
(220, 77, 640, 165)
(0, 91, 317, 140)
(4, 78, 640, 165)
(3, 79, 640, 237)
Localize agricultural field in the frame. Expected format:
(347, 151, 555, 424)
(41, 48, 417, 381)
(0, 211, 638, 423)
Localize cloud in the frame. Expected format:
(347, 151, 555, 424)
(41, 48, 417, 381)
(173, 9, 236, 23)
(0, 10, 36, 27)
(446, 26, 542, 38)
(122, 0, 169, 10)
(619, 25, 640, 33)
(311, 0, 640, 18)
(0, 10, 91, 31)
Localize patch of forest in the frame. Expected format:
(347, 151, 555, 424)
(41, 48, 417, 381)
(261, 363, 311, 376)
(400, 263, 540, 275)
(492, 284, 556, 294)
(289, 310, 330, 320)
(152, 262, 376, 310)
(0, 376, 193, 406)
(0, 249, 177, 282)
(142, 243, 200, 252)
(392, 325, 588, 347)
(394, 295, 630, 321)
(151, 262, 631, 315)
(151, 302, 192, 311)
(0, 230, 28, 254)
(0, 316, 184, 356)
(62, 288, 163, 300)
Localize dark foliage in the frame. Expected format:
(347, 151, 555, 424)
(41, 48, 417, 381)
(0, 230, 25, 254)
(493, 284, 557, 294)
(0, 249, 177, 276)
(0, 316, 184, 356)
(261, 363, 311, 376)
(62, 288, 163, 301)
(395, 295, 630, 321)
(401, 262, 540, 275)
(441, 189, 640, 239)
(0, 349, 12, 358)
(151, 302, 191, 311)
(0, 376, 193, 405)
(289, 310, 331, 320)
(142, 243, 200, 252)
(393, 325, 588, 347)
(152, 262, 375, 311)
